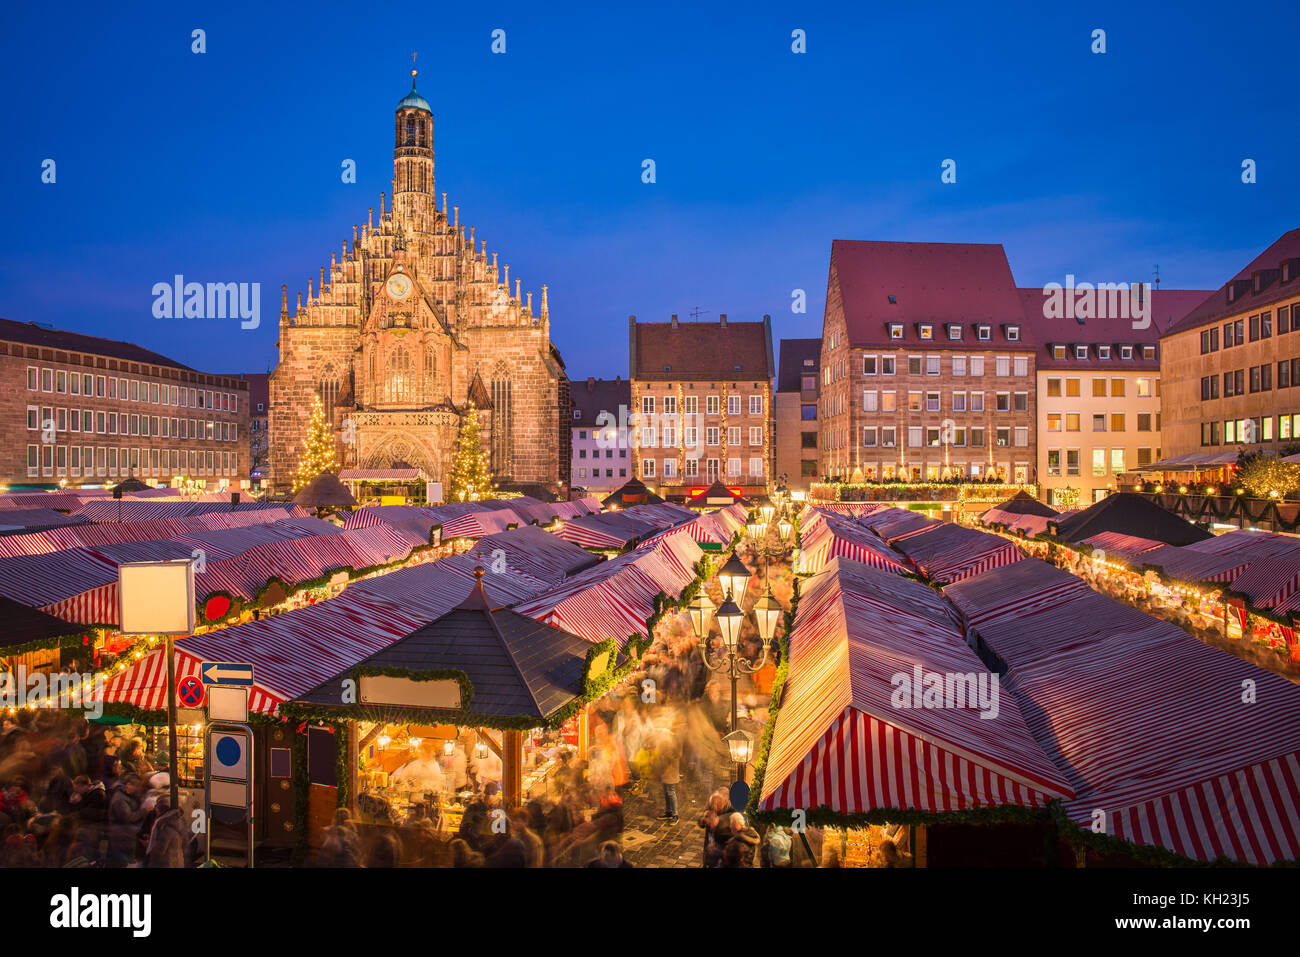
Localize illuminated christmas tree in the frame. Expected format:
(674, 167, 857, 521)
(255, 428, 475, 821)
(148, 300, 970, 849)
(291, 396, 339, 492)
(447, 403, 494, 501)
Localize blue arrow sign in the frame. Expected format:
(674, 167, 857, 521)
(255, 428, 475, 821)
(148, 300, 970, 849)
(201, 661, 254, 686)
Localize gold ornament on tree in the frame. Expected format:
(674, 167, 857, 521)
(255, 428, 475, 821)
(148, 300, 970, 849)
(291, 396, 339, 492)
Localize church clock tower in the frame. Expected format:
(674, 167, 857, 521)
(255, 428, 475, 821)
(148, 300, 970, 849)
(392, 68, 435, 231)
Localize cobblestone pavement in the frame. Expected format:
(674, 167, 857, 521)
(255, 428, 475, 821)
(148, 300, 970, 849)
(618, 760, 737, 868)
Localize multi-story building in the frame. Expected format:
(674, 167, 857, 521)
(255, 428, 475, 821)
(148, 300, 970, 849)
(774, 339, 821, 492)
(820, 241, 1036, 483)
(1026, 287, 1209, 507)
(3, 318, 250, 488)
(569, 376, 630, 494)
(1161, 228, 1300, 458)
(628, 314, 775, 502)
(244, 372, 270, 487)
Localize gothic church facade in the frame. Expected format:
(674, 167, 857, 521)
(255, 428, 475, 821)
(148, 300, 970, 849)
(268, 70, 567, 494)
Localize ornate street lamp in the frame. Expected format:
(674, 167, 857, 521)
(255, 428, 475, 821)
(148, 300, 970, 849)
(724, 728, 755, 781)
(759, 504, 775, 524)
(777, 516, 793, 542)
(685, 589, 716, 640)
(714, 593, 745, 653)
(746, 520, 765, 540)
(717, 553, 752, 603)
(752, 586, 783, 644)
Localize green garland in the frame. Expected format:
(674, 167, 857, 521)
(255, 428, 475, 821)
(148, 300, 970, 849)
(2, 630, 91, 658)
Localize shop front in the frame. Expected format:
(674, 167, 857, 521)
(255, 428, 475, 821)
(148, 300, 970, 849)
(281, 567, 626, 860)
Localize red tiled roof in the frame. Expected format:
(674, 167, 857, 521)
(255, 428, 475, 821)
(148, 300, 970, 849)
(830, 240, 1026, 349)
(1018, 288, 1211, 370)
(631, 317, 773, 380)
(569, 377, 629, 425)
(1162, 227, 1300, 337)
(0, 317, 194, 370)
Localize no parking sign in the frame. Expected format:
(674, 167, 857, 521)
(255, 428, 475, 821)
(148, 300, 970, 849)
(177, 675, 205, 708)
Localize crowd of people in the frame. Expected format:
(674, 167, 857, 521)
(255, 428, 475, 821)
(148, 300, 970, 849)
(0, 709, 193, 868)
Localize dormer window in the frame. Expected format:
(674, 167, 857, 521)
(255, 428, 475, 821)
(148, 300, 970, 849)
(976, 325, 992, 341)
(888, 323, 904, 340)
(1005, 325, 1021, 342)
(1052, 344, 1066, 360)
(1143, 345, 1156, 360)
(1097, 345, 1111, 360)
(918, 324, 934, 340)
(1284, 262, 1293, 283)
(888, 295, 897, 304)
(572, 409, 582, 420)
(1120, 345, 1134, 360)
(946, 324, 963, 340)
(1074, 345, 1088, 360)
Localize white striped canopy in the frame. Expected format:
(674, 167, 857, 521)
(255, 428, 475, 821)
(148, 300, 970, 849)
(95, 544, 566, 716)
(1078, 531, 1168, 562)
(514, 533, 704, 647)
(0, 507, 299, 559)
(759, 558, 1074, 815)
(892, 523, 1026, 584)
(946, 559, 1300, 864)
(796, 509, 915, 576)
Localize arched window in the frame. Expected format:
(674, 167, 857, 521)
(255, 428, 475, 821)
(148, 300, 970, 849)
(423, 350, 434, 403)
(318, 365, 340, 417)
(405, 116, 416, 146)
(491, 365, 512, 475)
(385, 346, 413, 404)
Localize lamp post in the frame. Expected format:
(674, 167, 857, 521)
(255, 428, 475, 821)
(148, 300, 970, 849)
(694, 549, 783, 782)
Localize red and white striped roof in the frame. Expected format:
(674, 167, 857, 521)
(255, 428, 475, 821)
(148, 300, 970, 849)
(759, 558, 1074, 815)
(891, 522, 1026, 584)
(796, 509, 915, 576)
(95, 541, 569, 716)
(946, 559, 1300, 864)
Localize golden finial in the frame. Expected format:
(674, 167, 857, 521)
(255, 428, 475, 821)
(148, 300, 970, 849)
(410, 52, 418, 83)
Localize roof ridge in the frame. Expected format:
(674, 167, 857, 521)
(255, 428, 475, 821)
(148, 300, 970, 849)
(482, 606, 548, 717)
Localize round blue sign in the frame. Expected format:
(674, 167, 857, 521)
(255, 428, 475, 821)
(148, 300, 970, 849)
(215, 735, 242, 767)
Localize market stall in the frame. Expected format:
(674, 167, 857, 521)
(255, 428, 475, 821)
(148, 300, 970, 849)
(281, 567, 628, 853)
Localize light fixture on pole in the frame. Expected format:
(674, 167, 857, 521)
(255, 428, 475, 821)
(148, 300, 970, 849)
(685, 589, 716, 640)
(717, 553, 752, 603)
(714, 593, 744, 653)
(759, 504, 775, 524)
(777, 516, 793, 542)
(746, 520, 765, 540)
(752, 586, 783, 644)
(724, 727, 755, 783)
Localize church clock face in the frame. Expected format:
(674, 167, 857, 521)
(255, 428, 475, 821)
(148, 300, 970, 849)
(386, 273, 414, 301)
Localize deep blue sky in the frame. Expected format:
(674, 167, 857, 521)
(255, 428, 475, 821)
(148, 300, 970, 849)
(2, 1, 1297, 380)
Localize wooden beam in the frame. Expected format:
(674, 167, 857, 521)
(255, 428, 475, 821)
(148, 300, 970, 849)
(501, 729, 523, 809)
(475, 728, 503, 759)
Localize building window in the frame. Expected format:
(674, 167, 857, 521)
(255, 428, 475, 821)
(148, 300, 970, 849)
(642, 459, 655, 478)
(707, 395, 720, 415)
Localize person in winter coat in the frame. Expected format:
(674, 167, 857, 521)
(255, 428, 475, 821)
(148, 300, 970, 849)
(106, 774, 147, 867)
(145, 796, 189, 868)
(722, 812, 760, 868)
(652, 727, 681, 824)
